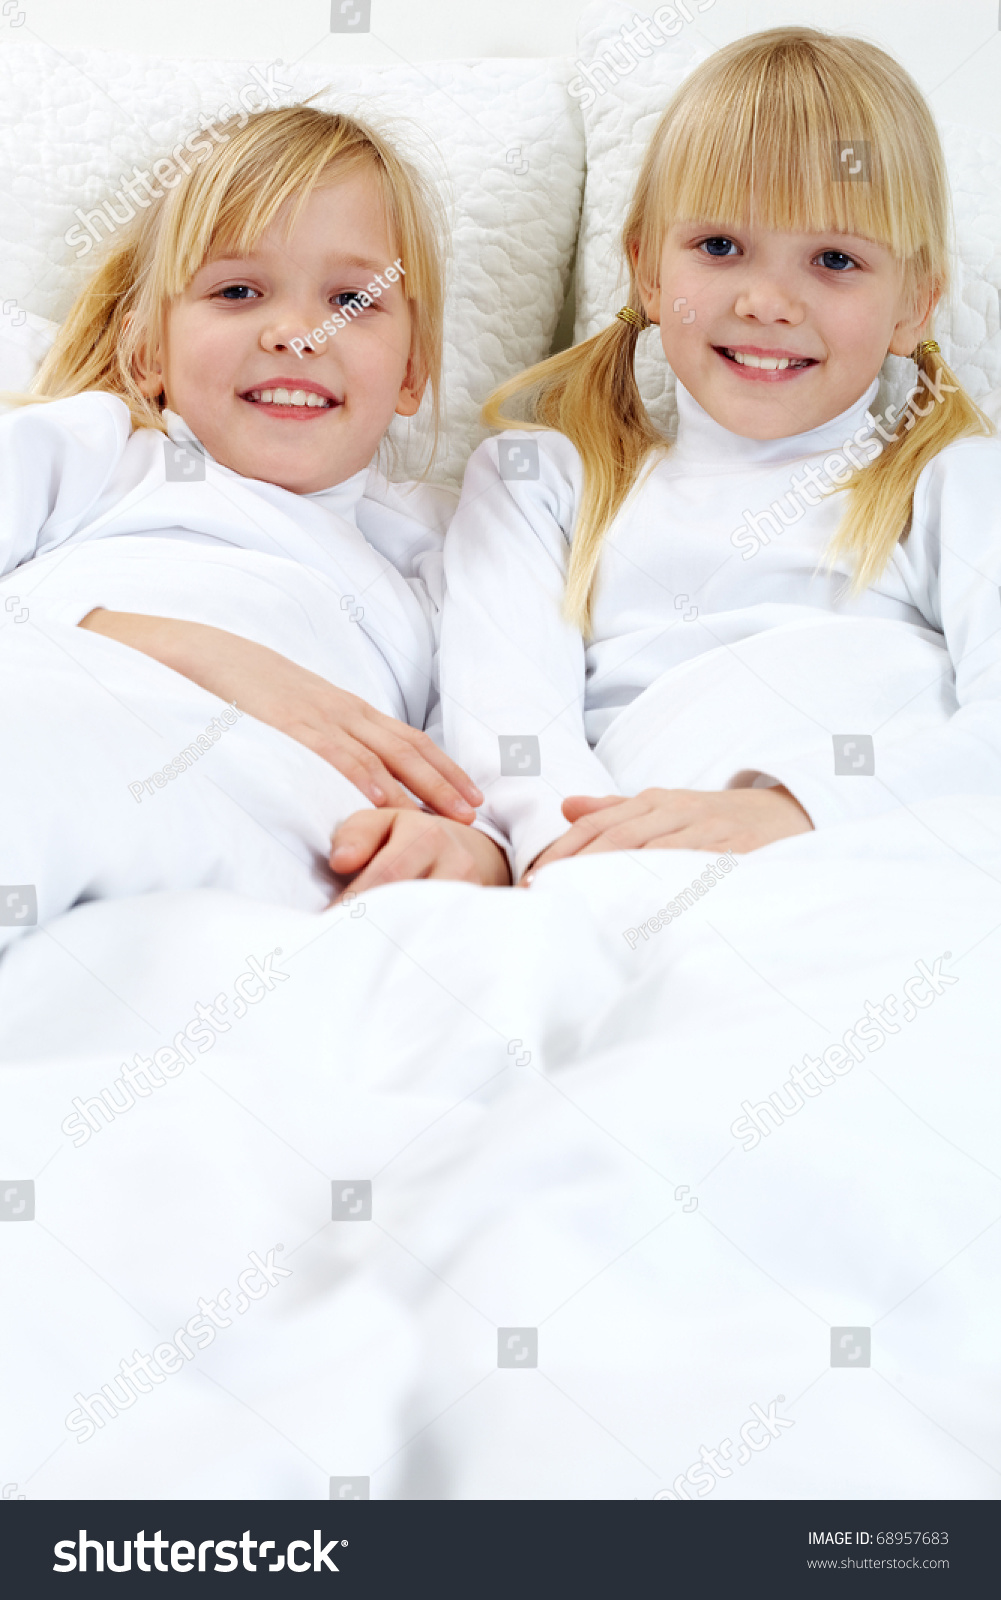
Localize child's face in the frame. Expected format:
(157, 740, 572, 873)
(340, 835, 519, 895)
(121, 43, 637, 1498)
(636, 219, 937, 440)
(139, 171, 424, 493)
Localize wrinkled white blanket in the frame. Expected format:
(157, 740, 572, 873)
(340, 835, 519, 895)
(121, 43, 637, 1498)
(1, 794, 998, 1500)
(0, 622, 371, 945)
(1, 607, 998, 1499)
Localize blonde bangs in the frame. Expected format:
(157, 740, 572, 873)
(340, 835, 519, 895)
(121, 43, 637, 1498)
(160, 113, 385, 296)
(634, 30, 949, 310)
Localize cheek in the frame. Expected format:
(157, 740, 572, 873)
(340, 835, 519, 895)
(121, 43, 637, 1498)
(172, 310, 248, 379)
(347, 327, 412, 389)
(659, 260, 719, 337)
(828, 301, 887, 351)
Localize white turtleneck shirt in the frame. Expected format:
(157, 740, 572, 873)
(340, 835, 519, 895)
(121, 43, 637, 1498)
(439, 377, 1001, 878)
(0, 391, 454, 731)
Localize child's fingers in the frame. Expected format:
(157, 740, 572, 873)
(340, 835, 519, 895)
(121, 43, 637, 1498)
(365, 727, 479, 821)
(523, 825, 597, 868)
(395, 727, 484, 808)
(532, 798, 646, 865)
(574, 814, 674, 855)
(644, 830, 726, 853)
(334, 819, 453, 896)
(315, 734, 420, 810)
(329, 809, 396, 875)
(562, 794, 622, 821)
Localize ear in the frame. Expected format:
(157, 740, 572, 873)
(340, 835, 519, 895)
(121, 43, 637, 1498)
(395, 357, 428, 419)
(630, 237, 662, 326)
(125, 314, 166, 400)
(133, 344, 166, 400)
(887, 276, 943, 359)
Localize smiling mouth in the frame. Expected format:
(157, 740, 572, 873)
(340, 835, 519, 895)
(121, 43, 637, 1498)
(714, 347, 818, 372)
(241, 387, 340, 411)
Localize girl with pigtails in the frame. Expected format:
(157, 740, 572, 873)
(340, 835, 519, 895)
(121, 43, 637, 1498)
(349, 25, 999, 891)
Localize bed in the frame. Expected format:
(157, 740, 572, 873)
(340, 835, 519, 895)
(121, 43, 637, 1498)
(1, 3, 1000, 1501)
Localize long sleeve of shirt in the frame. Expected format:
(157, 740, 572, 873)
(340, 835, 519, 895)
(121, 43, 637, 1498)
(440, 431, 625, 880)
(758, 435, 1001, 825)
(0, 393, 132, 574)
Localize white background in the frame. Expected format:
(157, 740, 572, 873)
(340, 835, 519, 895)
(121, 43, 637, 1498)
(4, 0, 1000, 136)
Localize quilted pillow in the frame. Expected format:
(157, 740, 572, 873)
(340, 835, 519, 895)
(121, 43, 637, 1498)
(0, 41, 585, 485)
(572, 0, 1001, 433)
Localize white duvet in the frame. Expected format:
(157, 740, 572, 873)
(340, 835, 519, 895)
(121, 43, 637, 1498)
(1, 615, 998, 1501)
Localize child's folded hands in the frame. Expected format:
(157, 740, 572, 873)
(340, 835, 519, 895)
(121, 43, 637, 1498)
(522, 786, 814, 881)
(329, 808, 511, 897)
(78, 609, 482, 821)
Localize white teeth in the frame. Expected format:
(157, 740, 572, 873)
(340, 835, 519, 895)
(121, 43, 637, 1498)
(247, 388, 332, 407)
(724, 349, 810, 371)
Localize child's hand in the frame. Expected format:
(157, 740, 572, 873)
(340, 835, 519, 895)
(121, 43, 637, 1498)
(522, 786, 813, 880)
(78, 610, 483, 820)
(329, 809, 511, 897)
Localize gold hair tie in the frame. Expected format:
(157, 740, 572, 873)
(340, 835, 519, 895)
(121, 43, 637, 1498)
(912, 338, 940, 361)
(615, 306, 649, 331)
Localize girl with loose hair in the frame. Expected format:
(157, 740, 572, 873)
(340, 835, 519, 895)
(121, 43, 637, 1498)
(0, 103, 510, 944)
(25, 104, 445, 460)
(406, 25, 1001, 889)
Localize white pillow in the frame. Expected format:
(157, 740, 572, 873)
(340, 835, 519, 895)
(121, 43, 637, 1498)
(572, 0, 1001, 433)
(0, 41, 585, 485)
(0, 305, 56, 393)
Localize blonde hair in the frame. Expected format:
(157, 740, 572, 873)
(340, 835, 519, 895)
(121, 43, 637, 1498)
(12, 103, 445, 470)
(486, 27, 996, 630)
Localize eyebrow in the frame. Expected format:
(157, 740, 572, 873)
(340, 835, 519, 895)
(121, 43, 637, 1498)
(198, 251, 388, 274)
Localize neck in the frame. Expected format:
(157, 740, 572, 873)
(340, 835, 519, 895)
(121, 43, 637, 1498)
(671, 377, 882, 468)
(163, 408, 373, 514)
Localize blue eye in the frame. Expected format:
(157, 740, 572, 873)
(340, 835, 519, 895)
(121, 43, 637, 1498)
(700, 237, 737, 257)
(215, 284, 258, 300)
(333, 290, 371, 309)
(817, 250, 857, 272)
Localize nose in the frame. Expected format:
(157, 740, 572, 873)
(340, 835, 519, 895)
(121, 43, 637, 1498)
(259, 306, 323, 358)
(732, 264, 804, 328)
